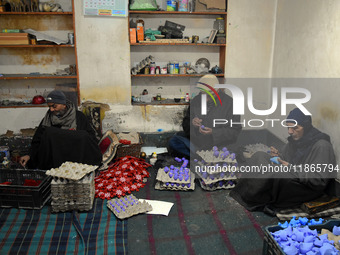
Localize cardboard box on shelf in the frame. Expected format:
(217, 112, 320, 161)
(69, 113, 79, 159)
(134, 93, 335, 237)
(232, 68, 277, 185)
(195, 0, 226, 12)
(130, 28, 137, 43)
(137, 26, 144, 42)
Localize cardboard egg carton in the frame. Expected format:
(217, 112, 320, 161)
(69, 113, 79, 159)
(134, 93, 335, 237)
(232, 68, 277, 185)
(196, 149, 237, 164)
(199, 179, 237, 191)
(51, 172, 95, 212)
(155, 180, 195, 191)
(107, 194, 152, 219)
(46, 161, 98, 181)
(156, 166, 194, 184)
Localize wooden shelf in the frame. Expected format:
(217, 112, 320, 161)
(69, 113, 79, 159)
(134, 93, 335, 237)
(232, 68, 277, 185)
(129, 11, 226, 15)
(0, 44, 74, 48)
(131, 42, 226, 46)
(0, 12, 73, 15)
(0, 74, 77, 80)
(132, 99, 189, 106)
(0, 104, 48, 108)
(132, 73, 224, 77)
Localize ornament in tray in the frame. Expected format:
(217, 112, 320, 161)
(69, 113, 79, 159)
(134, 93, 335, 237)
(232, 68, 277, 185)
(107, 194, 152, 219)
(155, 157, 195, 191)
(195, 146, 239, 191)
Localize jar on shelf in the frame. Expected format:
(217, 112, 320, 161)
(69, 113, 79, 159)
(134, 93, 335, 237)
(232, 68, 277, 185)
(213, 17, 225, 34)
(156, 66, 160, 74)
(150, 62, 156, 74)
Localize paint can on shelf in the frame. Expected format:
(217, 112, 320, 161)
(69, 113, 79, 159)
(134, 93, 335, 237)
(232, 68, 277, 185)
(174, 62, 179, 74)
(178, 0, 188, 11)
(169, 62, 175, 74)
(167, 0, 177, 11)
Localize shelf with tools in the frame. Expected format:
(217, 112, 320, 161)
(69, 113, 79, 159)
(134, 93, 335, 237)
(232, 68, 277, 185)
(129, 10, 227, 104)
(0, 0, 79, 108)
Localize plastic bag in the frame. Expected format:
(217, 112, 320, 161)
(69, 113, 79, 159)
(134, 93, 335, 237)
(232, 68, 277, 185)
(130, 0, 157, 10)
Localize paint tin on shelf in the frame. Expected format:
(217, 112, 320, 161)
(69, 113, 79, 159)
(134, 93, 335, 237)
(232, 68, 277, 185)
(174, 62, 179, 74)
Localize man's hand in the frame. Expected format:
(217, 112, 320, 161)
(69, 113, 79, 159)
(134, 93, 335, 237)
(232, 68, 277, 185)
(192, 117, 202, 127)
(19, 155, 30, 167)
(270, 146, 280, 157)
(199, 126, 212, 135)
(278, 158, 289, 166)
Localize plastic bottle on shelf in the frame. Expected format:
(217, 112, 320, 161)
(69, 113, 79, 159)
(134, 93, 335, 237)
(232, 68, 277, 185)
(185, 93, 190, 102)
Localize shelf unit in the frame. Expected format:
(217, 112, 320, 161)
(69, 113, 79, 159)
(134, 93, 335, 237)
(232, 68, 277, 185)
(0, 0, 79, 108)
(129, 10, 227, 105)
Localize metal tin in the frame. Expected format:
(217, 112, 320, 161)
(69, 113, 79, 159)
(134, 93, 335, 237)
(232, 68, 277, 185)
(174, 62, 179, 74)
(169, 63, 175, 74)
(144, 66, 150, 74)
(68, 33, 74, 45)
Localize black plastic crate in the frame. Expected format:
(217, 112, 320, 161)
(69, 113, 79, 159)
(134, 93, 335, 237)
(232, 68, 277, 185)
(262, 220, 340, 255)
(0, 169, 51, 209)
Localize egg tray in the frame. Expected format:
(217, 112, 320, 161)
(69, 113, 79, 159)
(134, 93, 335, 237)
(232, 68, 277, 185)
(196, 150, 237, 164)
(196, 173, 238, 185)
(50, 172, 95, 212)
(155, 181, 195, 191)
(107, 194, 152, 219)
(46, 161, 98, 181)
(199, 179, 237, 191)
(156, 167, 195, 184)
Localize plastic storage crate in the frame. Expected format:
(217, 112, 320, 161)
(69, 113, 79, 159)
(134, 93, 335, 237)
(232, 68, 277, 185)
(0, 169, 51, 209)
(262, 220, 340, 255)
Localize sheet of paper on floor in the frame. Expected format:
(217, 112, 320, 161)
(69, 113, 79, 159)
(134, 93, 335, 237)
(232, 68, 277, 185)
(139, 199, 174, 216)
(141, 147, 168, 156)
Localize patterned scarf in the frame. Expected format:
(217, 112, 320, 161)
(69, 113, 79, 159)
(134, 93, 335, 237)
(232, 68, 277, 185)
(41, 101, 77, 130)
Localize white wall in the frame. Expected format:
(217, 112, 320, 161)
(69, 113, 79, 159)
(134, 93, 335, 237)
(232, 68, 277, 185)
(270, 0, 340, 160)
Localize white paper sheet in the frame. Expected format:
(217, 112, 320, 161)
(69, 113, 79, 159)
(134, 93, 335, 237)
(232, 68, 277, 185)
(139, 199, 174, 216)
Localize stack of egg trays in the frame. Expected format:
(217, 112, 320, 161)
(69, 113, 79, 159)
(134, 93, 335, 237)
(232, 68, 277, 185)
(107, 194, 152, 219)
(51, 172, 95, 213)
(195, 148, 239, 191)
(155, 157, 195, 191)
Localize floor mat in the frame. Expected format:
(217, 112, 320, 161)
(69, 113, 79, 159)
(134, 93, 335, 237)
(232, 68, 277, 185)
(128, 163, 278, 255)
(0, 198, 127, 255)
(276, 206, 340, 221)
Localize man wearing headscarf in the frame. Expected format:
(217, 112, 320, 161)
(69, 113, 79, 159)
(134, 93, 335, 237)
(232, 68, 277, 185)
(230, 108, 337, 211)
(168, 74, 242, 157)
(19, 90, 102, 170)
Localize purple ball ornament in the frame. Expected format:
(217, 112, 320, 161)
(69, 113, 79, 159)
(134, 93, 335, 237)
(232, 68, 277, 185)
(175, 157, 182, 162)
(333, 226, 340, 236)
(164, 166, 169, 173)
(213, 146, 218, 151)
(213, 150, 220, 158)
(201, 125, 205, 129)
